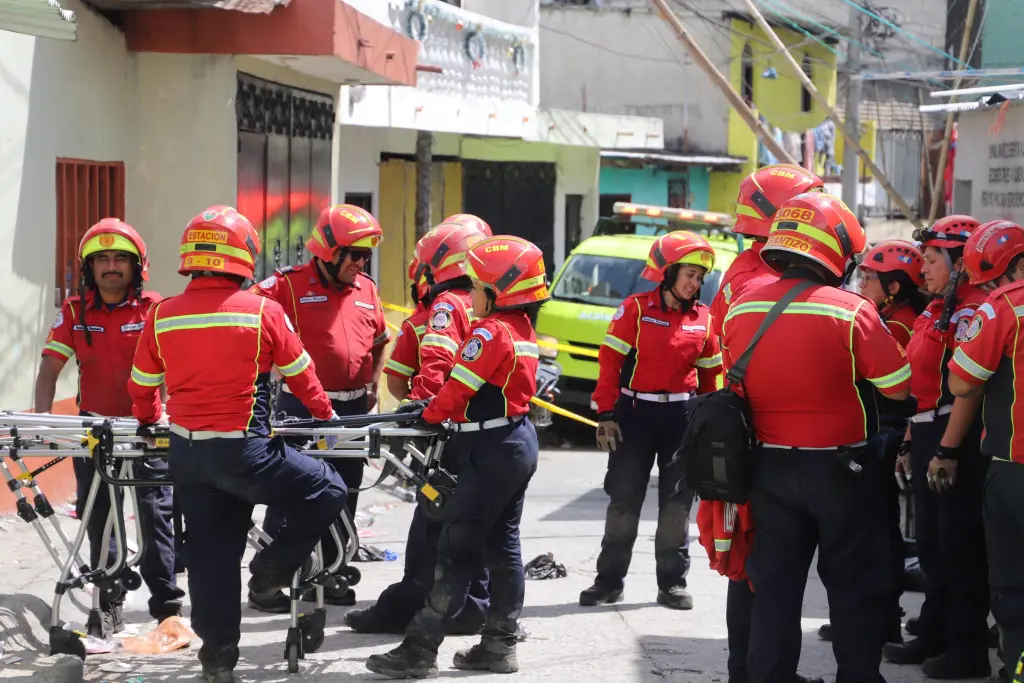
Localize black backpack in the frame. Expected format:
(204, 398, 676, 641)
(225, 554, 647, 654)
(675, 280, 814, 504)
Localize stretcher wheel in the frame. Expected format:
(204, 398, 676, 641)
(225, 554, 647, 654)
(286, 643, 299, 673)
(121, 570, 142, 591)
(341, 566, 361, 587)
(298, 608, 327, 654)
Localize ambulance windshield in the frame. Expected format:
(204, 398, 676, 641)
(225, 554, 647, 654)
(552, 254, 657, 309)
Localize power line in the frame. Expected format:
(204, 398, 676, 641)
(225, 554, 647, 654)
(837, 0, 971, 67)
(538, 23, 685, 63)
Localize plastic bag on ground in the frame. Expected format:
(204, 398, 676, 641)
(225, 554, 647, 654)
(524, 553, 567, 580)
(121, 616, 195, 654)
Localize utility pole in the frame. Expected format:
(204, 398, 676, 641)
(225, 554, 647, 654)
(928, 0, 981, 224)
(841, 4, 863, 214)
(649, 0, 795, 164)
(740, 0, 922, 226)
(415, 131, 434, 237)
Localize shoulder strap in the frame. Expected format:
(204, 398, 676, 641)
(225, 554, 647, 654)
(725, 279, 815, 386)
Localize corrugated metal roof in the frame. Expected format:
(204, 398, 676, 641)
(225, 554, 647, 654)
(0, 0, 77, 40)
(837, 97, 942, 132)
(83, 0, 287, 13)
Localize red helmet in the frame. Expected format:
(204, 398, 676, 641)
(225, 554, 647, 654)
(762, 193, 866, 278)
(443, 213, 493, 237)
(414, 222, 488, 285)
(963, 220, 1024, 286)
(465, 236, 549, 308)
(641, 230, 716, 282)
(733, 164, 825, 238)
(179, 206, 260, 280)
(861, 240, 925, 287)
(913, 215, 980, 250)
(80, 219, 150, 281)
(408, 256, 430, 301)
(307, 205, 382, 262)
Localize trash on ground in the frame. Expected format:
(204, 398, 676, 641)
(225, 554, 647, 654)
(525, 552, 567, 580)
(84, 636, 117, 655)
(121, 616, 195, 654)
(98, 662, 135, 674)
(1, 656, 25, 666)
(354, 545, 397, 562)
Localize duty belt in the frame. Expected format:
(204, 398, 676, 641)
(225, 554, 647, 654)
(761, 440, 869, 451)
(169, 424, 248, 440)
(451, 416, 525, 433)
(620, 388, 693, 403)
(909, 404, 954, 423)
(282, 384, 367, 401)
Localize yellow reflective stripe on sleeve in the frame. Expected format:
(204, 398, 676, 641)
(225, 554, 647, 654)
(44, 341, 74, 359)
(385, 358, 415, 377)
(131, 366, 165, 387)
(696, 352, 723, 368)
(513, 341, 539, 358)
(277, 350, 311, 377)
(714, 538, 732, 552)
(413, 325, 426, 339)
(951, 346, 995, 381)
(868, 362, 912, 390)
(155, 312, 261, 334)
(421, 334, 459, 355)
(450, 364, 485, 391)
(724, 300, 857, 324)
(602, 334, 631, 355)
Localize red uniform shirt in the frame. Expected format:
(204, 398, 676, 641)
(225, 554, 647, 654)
(722, 276, 912, 448)
(129, 277, 332, 432)
(423, 309, 538, 424)
(383, 304, 430, 382)
(43, 291, 162, 417)
(883, 302, 918, 349)
(696, 500, 755, 583)
(592, 289, 722, 414)
(410, 289, 474, 401)
(948, 281, 1024, 463)
(710, 242, 779, 340)
(907, 286, 987, 413)
(253, 264, 389, 391)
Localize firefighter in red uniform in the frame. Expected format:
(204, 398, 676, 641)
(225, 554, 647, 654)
(723, 193, 912, 683)
(248, 204, 388, 611)
(818, 240, 929, 646)
(948, 220, 1024, 683)
(383, 257, 431, 400)
(883, 216, 992, 679)
(35, 219, 184, 636)
(366, 236, 546, 678)
(343, 223, 491, 636)
(128, 206, 347, 683)
(708, 164, 824, 683)
(580, 231, 722, 610)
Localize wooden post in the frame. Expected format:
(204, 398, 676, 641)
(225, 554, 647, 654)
(928, 0, 981, 223)
(648, 0, 796, 165)
(739, 0, 923, 227)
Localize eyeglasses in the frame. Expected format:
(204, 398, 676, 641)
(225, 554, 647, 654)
(345, 249, 372, 263)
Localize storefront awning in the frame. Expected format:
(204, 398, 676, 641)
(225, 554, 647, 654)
(0, 0, 76, 41)
(601, 149, 748, 170)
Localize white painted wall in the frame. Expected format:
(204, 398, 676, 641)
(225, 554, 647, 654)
(954, 106, 1024, 224)
(463, 0, 538, 28)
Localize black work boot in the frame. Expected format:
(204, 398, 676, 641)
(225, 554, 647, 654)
(199, 644, 237, 683)
(365, 641, 439, 679)
(453, 639, 519, 674)
(817, 623, 833, 641)
(656, 586, 693, 610)
(883, 637, 943, 665)
(323, 585, 356, 606)
(579, 580, 623, 607)
(102, 602, 125, 637)
(343, 607, 406, 635)
(921, 652, 991, 679)
(247, 587, 291, 614)
(794, 676, 825, 683)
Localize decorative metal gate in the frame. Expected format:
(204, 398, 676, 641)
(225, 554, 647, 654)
(236, 73, 334, 280)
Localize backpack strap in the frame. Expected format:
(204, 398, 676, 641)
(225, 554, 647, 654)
(725, 279, 816, 386)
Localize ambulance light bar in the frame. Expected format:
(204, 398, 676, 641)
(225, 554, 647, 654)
(612, 202, 733, 226)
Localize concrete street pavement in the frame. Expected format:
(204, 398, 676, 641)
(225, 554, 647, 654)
(0, 448, 1000, 682)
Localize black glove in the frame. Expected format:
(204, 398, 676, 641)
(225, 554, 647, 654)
(935, 444, 963, 462)
(396, 399, 430, 414)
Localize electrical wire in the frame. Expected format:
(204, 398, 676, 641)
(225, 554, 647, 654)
(837, 0, 972, 68)
(756, 0, 887, 61)
(538, 23, 685, 64)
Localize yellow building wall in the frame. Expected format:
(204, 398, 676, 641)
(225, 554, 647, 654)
(828, 119, 878, 179)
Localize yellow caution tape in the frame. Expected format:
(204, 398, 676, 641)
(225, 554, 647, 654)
(381, 301, 600, 359)
(530, 396, 597, 428)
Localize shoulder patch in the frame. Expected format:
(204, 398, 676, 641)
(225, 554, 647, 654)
(430, 308, 452, 331)
(259, 275, 277, 290)
(433, 302, 455, 312)
(612, 304, 625, 321)
(277, 266, 294, 275)
(471, 327, 494, 341)
(51, 311, 64, 329)
(962, 315, 983, 343)
(461, 336, 484, 362)
(954, 316, 972, 343)
(723, 282, 733, 305)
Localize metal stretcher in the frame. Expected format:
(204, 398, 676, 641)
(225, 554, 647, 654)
(0, 410, 454, 673)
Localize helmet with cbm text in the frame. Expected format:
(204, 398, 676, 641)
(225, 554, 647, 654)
(861, 240, 925, 287)
(963, 220, 1024, 286)
(465, 236, 550, 308)
(443, 213, 493, 238)
(640, 230, 716, 282)
(306, 204, 383, 263)
(761, 193, 866, 278)
(80, 218, 150, 283)
(414, 222, 488, 285)
(733, 164, 825, 239)
(913, 215, 980, 250)
(178, 206, 261, 280)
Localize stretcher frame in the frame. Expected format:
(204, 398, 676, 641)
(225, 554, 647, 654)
(0, 410, 452, 672)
